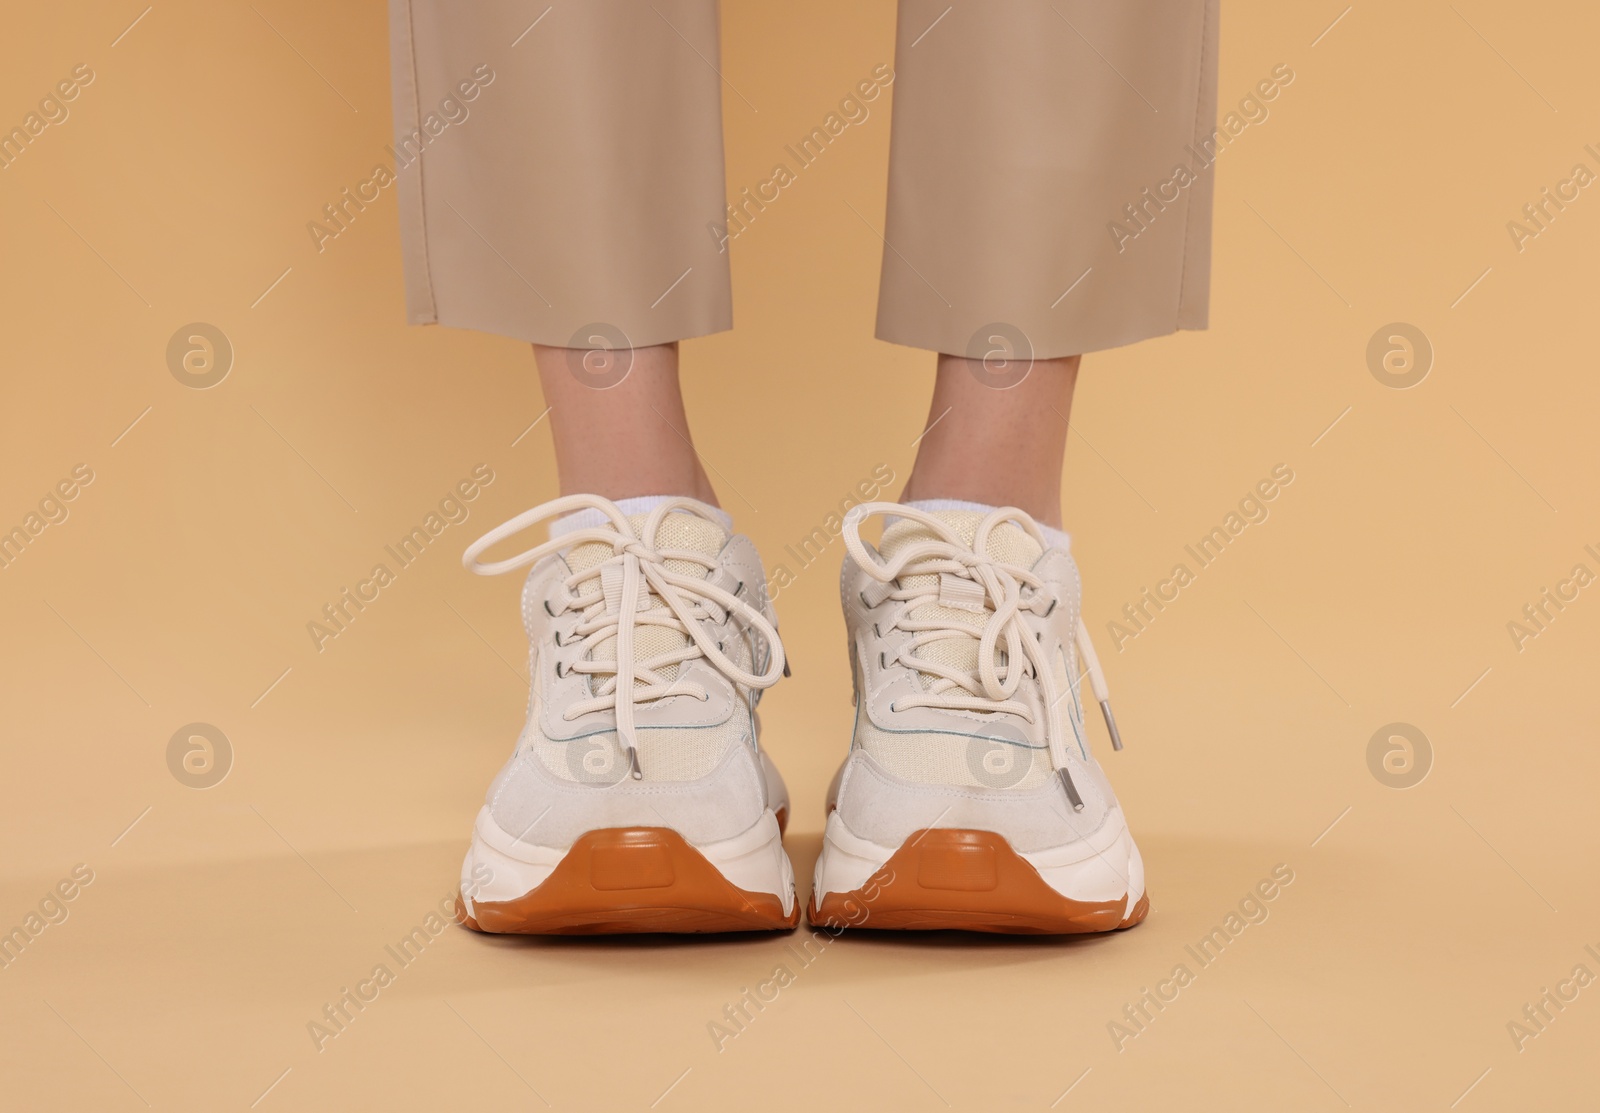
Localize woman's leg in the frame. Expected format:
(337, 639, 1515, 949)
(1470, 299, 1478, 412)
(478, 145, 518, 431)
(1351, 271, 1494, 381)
(397, 5, 805, 936)
(881, 0, 1218, 523)
(390, 0, 730, 505)
(901, 355, 1079, 529)
(533, 342, 716, 505)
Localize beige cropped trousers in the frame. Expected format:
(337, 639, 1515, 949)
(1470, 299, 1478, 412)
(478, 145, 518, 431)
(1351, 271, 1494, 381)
(388, 1, 1219, 359)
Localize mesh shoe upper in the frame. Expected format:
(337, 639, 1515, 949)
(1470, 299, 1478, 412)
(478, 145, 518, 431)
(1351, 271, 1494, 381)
(838, 503, 1116, 815)
(459, 496, 788, 847)
(531, 510, 758, 782)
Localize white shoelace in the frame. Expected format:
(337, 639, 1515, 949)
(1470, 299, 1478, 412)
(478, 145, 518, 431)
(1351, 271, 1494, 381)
(462, 495, 786, 779)
(841, 503, 1122, 811)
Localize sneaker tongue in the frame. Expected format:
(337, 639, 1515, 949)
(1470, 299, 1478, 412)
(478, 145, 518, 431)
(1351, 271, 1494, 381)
(877, 509, 1043, 689)
(878, 509, 1043, 568)
(562, 509, 729, 691)
(563, 510, 726, 575)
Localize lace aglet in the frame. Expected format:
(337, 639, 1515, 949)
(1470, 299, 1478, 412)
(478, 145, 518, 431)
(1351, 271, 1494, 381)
(1100, 699, 1124, 752)
(782, 658, 792, 679)
(626, 745, 643, 780)
(1057, 768, 1085, 812)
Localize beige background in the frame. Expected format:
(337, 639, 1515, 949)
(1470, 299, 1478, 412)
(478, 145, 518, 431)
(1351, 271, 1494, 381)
(2, 2, 1598, 1110)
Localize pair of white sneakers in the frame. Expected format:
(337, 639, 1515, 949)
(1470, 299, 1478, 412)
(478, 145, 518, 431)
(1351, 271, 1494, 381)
(453, 494, 1146, 936)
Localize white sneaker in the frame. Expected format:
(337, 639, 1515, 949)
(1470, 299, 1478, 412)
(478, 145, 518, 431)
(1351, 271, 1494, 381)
(454, 495, 797, 934)
(810, 502, 1148, 934)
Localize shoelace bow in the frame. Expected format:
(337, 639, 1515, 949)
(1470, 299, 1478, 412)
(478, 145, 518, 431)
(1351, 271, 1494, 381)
(841, 503, 1122, 811)
(462, 495, 786, 779)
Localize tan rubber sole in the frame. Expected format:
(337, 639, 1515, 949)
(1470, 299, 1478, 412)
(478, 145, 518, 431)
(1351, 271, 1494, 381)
(456, 827, 799, 935)
(808, 828, 1150, 934)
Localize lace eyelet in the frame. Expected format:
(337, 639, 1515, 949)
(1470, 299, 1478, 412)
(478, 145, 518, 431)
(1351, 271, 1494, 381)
(872, 622, 880, 638)
(878, 651, 887, 669)
(543, 599, 557, 617)
(554, 661, 565, 678)
(552, 631, 562, 647)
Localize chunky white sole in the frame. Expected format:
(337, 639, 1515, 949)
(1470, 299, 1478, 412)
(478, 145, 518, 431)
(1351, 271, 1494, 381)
(808, 808, 1147, 934)
(457, 807, 797, 934)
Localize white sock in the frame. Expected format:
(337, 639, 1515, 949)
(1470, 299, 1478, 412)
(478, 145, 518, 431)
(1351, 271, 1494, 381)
(902, 498, 1071, 552)
(550, 495, 733, 539)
